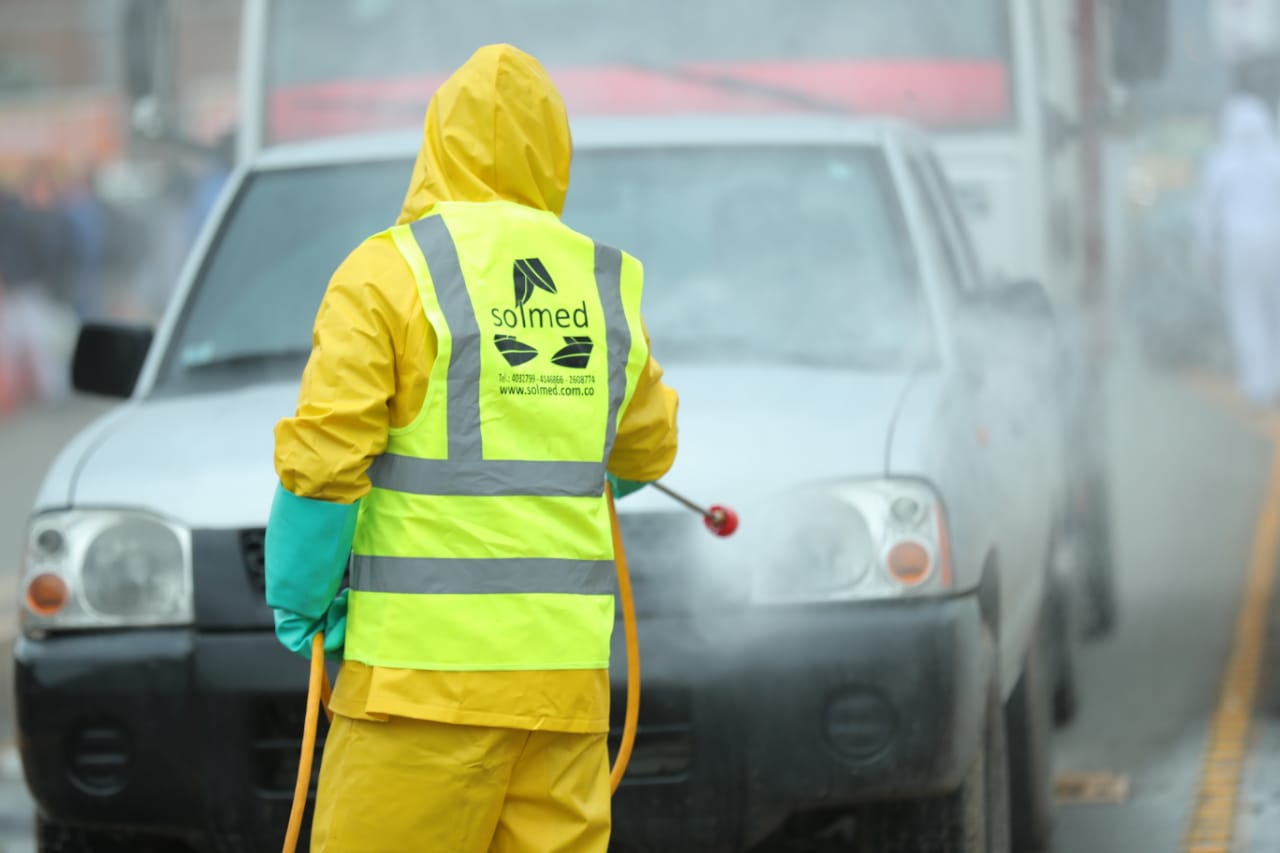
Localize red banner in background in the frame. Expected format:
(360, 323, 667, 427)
(681, 60, 1010, 124)
(267, 60, 1011, 145)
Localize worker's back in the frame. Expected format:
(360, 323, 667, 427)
(268, 41, 677, 734)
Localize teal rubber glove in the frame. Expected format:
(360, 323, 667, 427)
(265, 483, 361, 659)
(607, 473, 650, 499)
(273, 590, 349, 659)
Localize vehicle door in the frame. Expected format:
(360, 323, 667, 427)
(905, 142, 1051, 671)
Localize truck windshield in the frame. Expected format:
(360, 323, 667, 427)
(263, 0, 1013, 143)
(157, 145, 926, 395)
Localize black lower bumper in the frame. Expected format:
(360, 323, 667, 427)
(16, 630, 320, 851)
(16, 592, 988, 853)
(609, 592, 991, 852)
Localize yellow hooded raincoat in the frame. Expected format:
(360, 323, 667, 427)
(274, 46, 678, 735)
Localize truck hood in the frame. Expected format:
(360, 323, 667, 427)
(70, 382, 300, 529)
(619, 365, 913, 512)
(64, 366, 920, 527)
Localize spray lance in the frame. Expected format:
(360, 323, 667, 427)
(650, 482, 739, 537)
(281, 481, 737, 852)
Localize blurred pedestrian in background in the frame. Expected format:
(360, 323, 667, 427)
(0, 164, 79, 411)
(62, 165, 108, 320)
(18, 165, 71, 302)
(1197, 93, 1280, 406)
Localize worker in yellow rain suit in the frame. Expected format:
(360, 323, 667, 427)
(263, 44, 679, 852)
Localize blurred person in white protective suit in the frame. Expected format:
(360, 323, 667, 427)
(1198, 94, 1280, 405)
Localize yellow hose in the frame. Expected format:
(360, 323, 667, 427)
(282, 486, 642, 851)
(607, 484, 641, 793)
(282, 632, 331, 853)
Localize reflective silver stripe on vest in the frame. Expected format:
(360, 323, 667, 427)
(595, 243, 630, 461)
(368, 456, 604, 497)
(351, 555, 617, 596)
(367, 215, 629, 498)
(413, 214, 484, 461)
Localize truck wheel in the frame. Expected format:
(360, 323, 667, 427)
(1006, 623, 1056, 851)
(856, 677, 1010, 853)
(1048, 579, 1080, 727)
(1069, 463, 1118, 641)
(974, 677, 1011, 853)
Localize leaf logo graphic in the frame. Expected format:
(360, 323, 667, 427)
(550, 336, 594, 369)
(513, 258, 557, 307)
(494, 334, 538, 366)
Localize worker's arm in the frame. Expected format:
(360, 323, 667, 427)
(607, 324, 679, 496)
(265, 237, 412, 657)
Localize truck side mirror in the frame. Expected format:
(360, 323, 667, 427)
(1110, 0, 1170, 84)
(72, 324, 154, 399)
(981, 278, 1055, 325)
(957, 279, 1061, 371)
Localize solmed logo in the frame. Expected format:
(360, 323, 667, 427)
(491, 258, 595, 370)
(491, 258, 590, 331)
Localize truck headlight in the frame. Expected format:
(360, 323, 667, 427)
(750, 479, 951, 605)
(20, 510, 193, 635)
(753, 494, 876, 601)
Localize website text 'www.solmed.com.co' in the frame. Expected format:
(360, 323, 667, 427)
(497, 371, 597, 397)
(499, 384, 597, 397)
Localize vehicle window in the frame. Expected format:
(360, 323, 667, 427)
(907, 155, 969, 292)
(157, 161, 410, 394)
(565, 146, 930, 368)
(157, 145, 930, 396)
(924, 152, 986, 285)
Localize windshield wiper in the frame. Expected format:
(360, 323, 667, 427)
(630, 62, 858, 116)
(181, 347, 312, 372)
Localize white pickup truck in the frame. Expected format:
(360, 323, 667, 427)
(18, 116, 1073, 853)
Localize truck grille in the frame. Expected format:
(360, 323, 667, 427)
(241, 529, 267, 595)
(609, 685, 693, 780)
(248, 696, 326, 796)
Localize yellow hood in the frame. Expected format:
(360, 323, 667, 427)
(397, 44, 572, 224)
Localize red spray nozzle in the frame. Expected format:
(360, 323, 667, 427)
(652, 483, 739, 538)
(705, 505, 739, 537)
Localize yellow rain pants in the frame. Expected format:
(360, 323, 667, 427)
(310, 713, 610, 853)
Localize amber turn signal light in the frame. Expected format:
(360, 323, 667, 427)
(886, 541, 933, 586)
(25, 573, 69, 616)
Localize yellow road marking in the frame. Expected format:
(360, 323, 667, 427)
(1182, 370, 1276, 439)
(1181, 431, 1280, 851)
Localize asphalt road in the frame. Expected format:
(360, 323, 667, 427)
(1049, 361, 1277, 853)
(0, 357, 1276, 853)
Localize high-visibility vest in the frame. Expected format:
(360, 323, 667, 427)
(345, 201, 649, 672)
